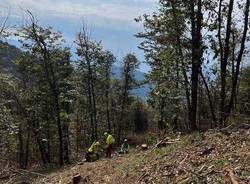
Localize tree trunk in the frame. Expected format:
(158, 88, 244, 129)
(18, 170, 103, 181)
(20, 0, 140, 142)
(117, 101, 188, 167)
(24, 130, 30, 169)
(14, 94, 50, 165)
(105, 75, 111, 133)
(62, 121, 70, 164)
(46, 117, 51, 164)
(63, 102, 71, 164)
(219, 0, 234, 125)
(189, 0, 203, 131)
(91, 81, 98, 140)
(227, 0, 250, 115)
(54, 92, 64, 166)
(118, 72, 129, 144)
(18, 130, 25, 168)
(200, 70, 217, 126)
(171, 0, 191, 127)
(176, 38, 191, 124)
(32, 126, 50, 165)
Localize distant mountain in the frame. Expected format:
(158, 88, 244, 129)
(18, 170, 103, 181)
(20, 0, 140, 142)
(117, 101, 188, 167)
(132, 84, 150, 99)
(112, 65, 150, 99)
(0, 42, 150, 98)
(112, 65, 145, 81)
(0, 41, 22, 73)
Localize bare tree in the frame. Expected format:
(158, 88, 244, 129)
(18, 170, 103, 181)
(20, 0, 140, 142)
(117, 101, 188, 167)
(0, 13, 9, 38)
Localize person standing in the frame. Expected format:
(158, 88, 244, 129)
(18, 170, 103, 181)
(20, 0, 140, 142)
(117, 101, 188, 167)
(104, 132, 114, 158)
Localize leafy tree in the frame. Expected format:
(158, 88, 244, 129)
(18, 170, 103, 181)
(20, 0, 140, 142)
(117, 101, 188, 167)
(15, 12, 73, 165)
(136, 0, 195, 131)
(117, 53, 140, 143)
(137, 0, 250, 131)
(131, 99, 148, 133)
(238, 66, 250, 115)
(206, 0, 250, 125)
(75, 24, 102, 141)
(97, 50, 116, 132)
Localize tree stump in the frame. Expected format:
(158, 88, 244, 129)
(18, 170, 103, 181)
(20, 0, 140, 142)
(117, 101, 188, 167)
(72, 174, 81, 184)
(141, 144, 148, 150)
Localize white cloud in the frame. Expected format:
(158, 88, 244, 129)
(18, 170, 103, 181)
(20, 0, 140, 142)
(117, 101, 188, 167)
(0, 0, 157, 71)
(0, 0, 157, 26)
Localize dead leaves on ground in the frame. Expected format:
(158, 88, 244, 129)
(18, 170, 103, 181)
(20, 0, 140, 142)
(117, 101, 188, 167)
(32, 129, 250, 184)
(117, 129, 250, 184)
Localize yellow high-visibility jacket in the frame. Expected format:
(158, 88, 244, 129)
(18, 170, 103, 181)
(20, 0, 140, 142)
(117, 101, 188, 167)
(106, 134, 114, 145)
(88, 142, 100, 153)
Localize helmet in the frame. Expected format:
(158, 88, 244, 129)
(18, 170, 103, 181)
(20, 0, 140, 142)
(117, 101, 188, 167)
(95, 141, 100, 146)
(124, 139, 127, 142)
(104, 132, 108, 136)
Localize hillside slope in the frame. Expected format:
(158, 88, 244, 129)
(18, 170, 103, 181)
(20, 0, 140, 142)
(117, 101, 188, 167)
(0, 41, 22, 73)
(31, 129, 250, 184)
(0, 42, 150, 98)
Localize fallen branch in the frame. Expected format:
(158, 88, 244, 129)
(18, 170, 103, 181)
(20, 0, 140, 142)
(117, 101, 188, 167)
(179, 155, 188, 165)
(137, 172, 149, 183)
(17, 169, 46, 177)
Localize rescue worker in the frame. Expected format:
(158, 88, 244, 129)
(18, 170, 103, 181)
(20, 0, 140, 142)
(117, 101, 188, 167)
(119, 139, 130, 154)
(104, 132, 114, 158)
(85, 141, 101, 162)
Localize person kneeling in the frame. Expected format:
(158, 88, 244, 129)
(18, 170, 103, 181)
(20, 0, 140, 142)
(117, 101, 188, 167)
(85, 141, 101, 162)
(119, 139, 130, 154)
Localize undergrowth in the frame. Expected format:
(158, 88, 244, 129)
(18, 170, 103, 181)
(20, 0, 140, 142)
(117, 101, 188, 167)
(116, 132, 200, 175)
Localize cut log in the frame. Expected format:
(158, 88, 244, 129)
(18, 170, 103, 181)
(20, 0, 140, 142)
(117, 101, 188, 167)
(77, 161, 84, 165)
(19, 169, 46, 177)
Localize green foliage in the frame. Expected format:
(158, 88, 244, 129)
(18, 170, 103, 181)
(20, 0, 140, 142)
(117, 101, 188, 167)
(136, 0, 192, 132)
(210, 159, 225, 168)
(117, 132, 199, 174)
(121, 53, 140, 89)
(143, 133, 158, 145)
(130, 99, 149, 133)
(1, 0, 249, 169)
(238, 66, 250, 115)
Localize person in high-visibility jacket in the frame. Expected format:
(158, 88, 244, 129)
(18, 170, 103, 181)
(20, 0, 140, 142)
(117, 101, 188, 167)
(104, 132, 114, 158)
(119, 139, 130, 154)
(85, 141, 101, 162)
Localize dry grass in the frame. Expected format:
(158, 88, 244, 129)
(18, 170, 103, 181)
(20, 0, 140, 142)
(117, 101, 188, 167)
(30, 129, 250, 184)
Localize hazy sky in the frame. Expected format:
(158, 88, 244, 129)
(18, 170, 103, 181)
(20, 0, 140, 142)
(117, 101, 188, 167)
(0, 0, 158, 72)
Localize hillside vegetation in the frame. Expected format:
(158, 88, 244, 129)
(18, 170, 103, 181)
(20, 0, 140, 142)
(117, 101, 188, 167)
(22, 128, 248, 184)
(0, 41, 21, 73)
(1, 0, 250, 183)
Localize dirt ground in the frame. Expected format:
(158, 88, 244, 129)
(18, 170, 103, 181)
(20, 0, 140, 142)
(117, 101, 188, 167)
(5, 128, 250, 184)
(34, 155, 131, 184)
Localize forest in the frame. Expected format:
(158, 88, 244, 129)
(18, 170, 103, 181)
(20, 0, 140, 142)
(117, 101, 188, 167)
(0, 0, 250, 183)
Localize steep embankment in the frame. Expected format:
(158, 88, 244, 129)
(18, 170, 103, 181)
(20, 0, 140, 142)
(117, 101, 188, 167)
(32, 129, 250, 184)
